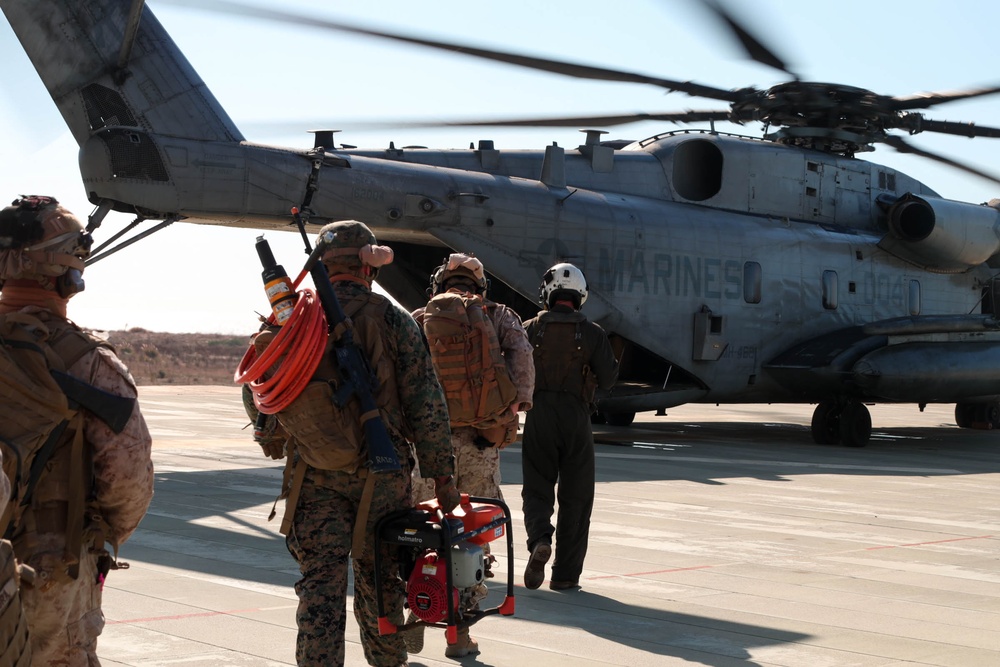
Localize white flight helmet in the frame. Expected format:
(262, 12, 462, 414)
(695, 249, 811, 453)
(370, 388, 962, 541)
(539, 262, 589, 309)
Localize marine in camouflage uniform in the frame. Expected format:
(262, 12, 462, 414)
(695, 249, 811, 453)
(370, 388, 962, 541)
(0, 196, 154, 666)
(521, 263, 617, 593)
(410, 253, 535, 504)
(408, 253, 534, 659)
(245, 221, 455, 667)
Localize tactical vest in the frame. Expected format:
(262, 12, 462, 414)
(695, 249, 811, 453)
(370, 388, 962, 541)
(422, 292, 517, 429)
(0, 314, 107, 541)
(276, 292, 409, 472)
(0, 312, 107, 667)
(529, 315, 599, 404)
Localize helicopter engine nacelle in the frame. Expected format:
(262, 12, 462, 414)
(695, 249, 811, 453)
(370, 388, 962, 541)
(877, 193, 1000, 273)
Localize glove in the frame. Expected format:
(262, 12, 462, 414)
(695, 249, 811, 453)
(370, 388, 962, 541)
(433, 475, 461, 513)
(258, 438, 286, 460)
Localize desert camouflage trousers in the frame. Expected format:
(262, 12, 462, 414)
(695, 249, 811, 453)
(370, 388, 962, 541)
(411, 425, 504, 504)
(20, 541, 104, 667)
(286, 466, 411, 667)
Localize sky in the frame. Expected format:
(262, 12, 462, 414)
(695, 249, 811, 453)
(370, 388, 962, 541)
(3, 0, 1000, 334)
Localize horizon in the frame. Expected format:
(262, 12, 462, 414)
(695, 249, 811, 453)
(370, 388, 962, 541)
(4, 0, 1000, 333)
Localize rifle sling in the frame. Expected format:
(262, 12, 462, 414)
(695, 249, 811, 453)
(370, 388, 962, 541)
(50, 370, 134, 434)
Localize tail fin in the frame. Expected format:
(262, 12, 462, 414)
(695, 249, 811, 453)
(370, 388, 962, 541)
(2, 0, 242, 146)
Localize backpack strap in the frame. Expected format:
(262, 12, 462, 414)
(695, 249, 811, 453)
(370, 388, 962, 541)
(63, 413, 87, 580)
(351, 469, 375, 557)
(278, 454, 308, 537)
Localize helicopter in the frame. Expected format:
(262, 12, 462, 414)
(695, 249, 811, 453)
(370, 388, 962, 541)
(5, 0, 1000, 447)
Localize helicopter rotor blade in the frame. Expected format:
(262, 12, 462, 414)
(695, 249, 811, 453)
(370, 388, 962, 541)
(238, 111, 737, 139)
(897, 116, 1000, 139)
(700, 0, 797, 78)
(882, 135, 1000, 188)
(160, 0, 743, 103)
(892, 85, 1000, 111)
(332, 110, 734, 130)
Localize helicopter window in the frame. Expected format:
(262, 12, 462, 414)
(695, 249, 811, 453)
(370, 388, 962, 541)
(806, 187, 817, 197)
(822, 271, 838, 310)
(910, 280, 921, 316)
(807, 162, 819, 173)
(743, 262, 761, 304)
(672, 140, 723, 201)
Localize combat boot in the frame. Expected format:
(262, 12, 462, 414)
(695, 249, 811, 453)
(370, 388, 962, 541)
(523, 541, 551, 590)
(444, 627, 480, 658)
(402, 611, 423, 654)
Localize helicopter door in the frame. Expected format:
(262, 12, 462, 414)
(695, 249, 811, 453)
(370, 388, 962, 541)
(832, 162, 871, 228)
(803, 159, 833, 221)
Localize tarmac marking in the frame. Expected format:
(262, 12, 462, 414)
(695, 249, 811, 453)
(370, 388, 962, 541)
(581, 535, 996, 580)
(594, 451, 963, 474)
(865, 534, 996, 550)
(588, 564, 717, 580)
(107, 606, 295, 624)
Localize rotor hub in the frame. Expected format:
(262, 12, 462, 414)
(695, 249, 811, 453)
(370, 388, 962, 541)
(734, 82, 895, 155)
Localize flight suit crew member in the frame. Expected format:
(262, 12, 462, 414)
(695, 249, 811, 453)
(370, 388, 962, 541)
(250, 220, 458, 667)
(0, 195, 155, 666)
(521, 262, 618, 592)
(408, 253, 535, 658)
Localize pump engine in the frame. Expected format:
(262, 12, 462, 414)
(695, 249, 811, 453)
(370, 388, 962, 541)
(374, 495, 515, 640)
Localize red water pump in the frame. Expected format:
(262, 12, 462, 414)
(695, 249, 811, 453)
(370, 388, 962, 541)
(375, 495, 515, 645)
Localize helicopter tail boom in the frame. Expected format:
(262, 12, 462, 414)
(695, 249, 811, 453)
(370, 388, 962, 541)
(1, 0, 243, 151)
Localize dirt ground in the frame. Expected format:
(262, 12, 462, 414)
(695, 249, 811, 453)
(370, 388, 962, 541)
(96, 328, 250, 386)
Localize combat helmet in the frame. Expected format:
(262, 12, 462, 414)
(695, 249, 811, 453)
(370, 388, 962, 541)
(315, 220, 393, 281)
(429, 253, 488, 296)
(0, 195, 92, 296)
(539, 262, 589, 309)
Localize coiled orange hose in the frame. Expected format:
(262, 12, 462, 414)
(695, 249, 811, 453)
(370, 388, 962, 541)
(234, 286, 328, 414)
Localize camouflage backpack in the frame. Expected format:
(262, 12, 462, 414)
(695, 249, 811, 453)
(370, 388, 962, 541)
(254, 293, 402, 474)
(422, 292, 517, 428)
(0, 312, 136, 667)
(0, 312, 101, 667)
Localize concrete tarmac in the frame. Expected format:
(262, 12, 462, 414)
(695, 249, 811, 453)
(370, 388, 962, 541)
(99, 387, 1000, 666)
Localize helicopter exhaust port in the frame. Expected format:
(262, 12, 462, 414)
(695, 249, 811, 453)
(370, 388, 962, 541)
(877, 193, 1000, 272)
(887, 197, 935, 242)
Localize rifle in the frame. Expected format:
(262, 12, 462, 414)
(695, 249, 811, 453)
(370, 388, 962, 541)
(293, 206, 401, 473)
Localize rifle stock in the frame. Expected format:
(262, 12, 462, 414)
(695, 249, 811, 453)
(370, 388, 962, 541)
(307, 249, 401, 473)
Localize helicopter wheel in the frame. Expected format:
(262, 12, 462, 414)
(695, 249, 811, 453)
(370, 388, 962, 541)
(810, 401, 842, 445)
(988, 402, 1000, 429)
(838, 401, 872, 447)
(605, 411, 636, 427)
(971, 401, 1000, 429)
(954, 402, 976, 429)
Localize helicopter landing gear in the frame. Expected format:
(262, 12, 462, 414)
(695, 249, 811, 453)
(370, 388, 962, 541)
(954, 401, 1000, 429)
(839, 402, 871, 447)
(955, 402, 975, 428)
(810, 401, 842, 445)
(810, 400, 871, 447)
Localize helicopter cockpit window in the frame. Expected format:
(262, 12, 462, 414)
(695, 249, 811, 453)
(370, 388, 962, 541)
(743, 261, 761, 304)
(672, 139, 723, 202)
(822, 270, 838, 310)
